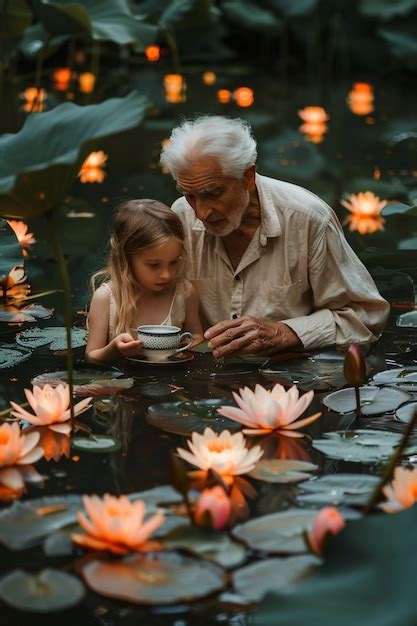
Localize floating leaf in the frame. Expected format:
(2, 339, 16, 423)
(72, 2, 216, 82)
(259, 353, 346, 390)
(232, 509, 317, 554)
(249, 459, 318, 483)
(232, 555, 320, 602)
(163, 525, 247, 569)
(0, 495, 81, 550)
(372, 367, 417, 389)
(297, 474, 379, 506)
(0, 303, 54, 323)
(397, 313, 417, 329)
(395, 402, 417, 424)
(359, 0, 417, 20)
(323, 386, 412, 415)
(0, 343, 32, 369)
(312, 429, 417, 463)
(31, 368, 133, 396)
(16, 326, 87, 350)
(81, 552, 226, 604)
(129, 485, 183, 509)
(71, 436, 121, 453)
(0, 569, 85, 612)
(146, 400, 241, 435)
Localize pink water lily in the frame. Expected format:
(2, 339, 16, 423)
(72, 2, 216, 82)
(217, 383, 321, 437)
(177, 428, 263, 482)
(381, 466, 417, 513)
(308, 506, 345, 555)
(72, 494, 165, 554)
(194, 485, 232, 530)
(10, 384, 92, 434)
(0, 422, 44, 490)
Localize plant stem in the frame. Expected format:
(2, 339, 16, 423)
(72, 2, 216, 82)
(364, 407, 417, 513)
(354, 385, 361, 417)
(46, 211, 75, 428)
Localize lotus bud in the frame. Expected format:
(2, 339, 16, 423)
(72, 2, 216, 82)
(308, 507, 345, 555)
(194, 486, 232, 530)
(344, 343, 366, 387)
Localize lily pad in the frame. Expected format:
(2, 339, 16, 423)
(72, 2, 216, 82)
(232, 555, 320, 602)
(395, 401, 417, 424)
(31, 368, 133, 396)
(312, 429, 417, 463)
(0, 569, 85, 612)
(16, 326, 87, 350)
(249, 460, 318, 483)
(259, 353, 346, 390)
(0, 495, 81, 550)
(322, 386, 412, 415)
(232, 509, 318, 554)
(0, 303, 54, 323)
(397, 312, 417, 328)
(372, 367, 417, 390)
(71, 436, 121, 453)
(163, 525, 247, 569)
(297, 474, 379, 506)
(129, 485, 183, 509)
(146, 400, 241, 435)
(0, 343, 32, 369)
(81, 552, 226, 604)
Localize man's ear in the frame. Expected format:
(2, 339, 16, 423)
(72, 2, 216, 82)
(243, 164, 256, 191)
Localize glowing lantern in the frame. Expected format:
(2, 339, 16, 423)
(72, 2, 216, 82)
(347, 82, 374, 116)
(53, 68, 72, 91)
(20, 87, 47, 113)
(203, 71, 216, 85)
(78, 151, 108, 183)
(145, 45, 160, 62)
(163, 74, 185, 103)
(234, 87, 254, 108)
(298, 106, 329, 143)
(79, 72, 96, 94)
(217, 89, 232, 104)
(341, 191, 386, 235)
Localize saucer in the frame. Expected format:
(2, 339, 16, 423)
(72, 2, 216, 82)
(126, 350, 195, 365)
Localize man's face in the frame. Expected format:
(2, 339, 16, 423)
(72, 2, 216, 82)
(175, 158, 255, 236)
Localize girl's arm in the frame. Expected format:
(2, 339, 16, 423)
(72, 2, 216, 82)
(184, 284, 204, 346)
(85, 286, 142, 363)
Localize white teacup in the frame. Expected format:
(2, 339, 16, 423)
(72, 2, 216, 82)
(137, 325, 193, 361)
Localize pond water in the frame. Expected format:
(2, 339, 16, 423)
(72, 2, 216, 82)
(1, 65, 417, 624)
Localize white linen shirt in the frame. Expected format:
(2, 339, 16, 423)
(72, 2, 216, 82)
(172, 174, 390, 350)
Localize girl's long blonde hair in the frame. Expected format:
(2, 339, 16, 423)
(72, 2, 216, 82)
(91, 199, 185, 336)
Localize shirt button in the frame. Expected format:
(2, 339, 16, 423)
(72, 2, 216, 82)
(260, 235, 267, 246)
(232, 314, 238, 319)
(235, 274, 240, 281)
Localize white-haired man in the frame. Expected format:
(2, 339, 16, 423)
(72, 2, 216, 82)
(160, 116, 390, 359)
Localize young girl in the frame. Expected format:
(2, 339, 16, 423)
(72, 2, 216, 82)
(85, 199, 204, 363)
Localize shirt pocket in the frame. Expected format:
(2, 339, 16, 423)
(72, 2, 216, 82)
(190, 277, 219, 325)
(256, 280, 302, 320)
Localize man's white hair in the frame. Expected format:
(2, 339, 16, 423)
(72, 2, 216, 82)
(160, 116, 257, 179)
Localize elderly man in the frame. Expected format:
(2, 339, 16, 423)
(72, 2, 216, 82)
(160, 116, 389, 359)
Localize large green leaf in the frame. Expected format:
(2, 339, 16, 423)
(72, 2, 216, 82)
(266, 0, 318, 16)
(260, 130, 325, 181)
(360, 0, 417, 20)
(0, 91, 149, 218)
(253, 505, 417, 626)
(378, 23, 417, 70)
(34, 0, 158, 46)
(221, 1, 282, 31)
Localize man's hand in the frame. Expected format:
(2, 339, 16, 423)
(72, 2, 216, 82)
(113, 333, 143, 358)
(204, 316, 302, 359)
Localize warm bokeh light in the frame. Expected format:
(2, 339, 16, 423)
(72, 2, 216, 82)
(163, 74, 185, 103)
(202, 71, 216, 85)
(234, 87, 254, 108)
(78, 72, 96, 94)
(347, 82, 374, 116)
(53, 67, 72, 91)
(145, 45, 160, 62)
(298, 106, 329, 143)
(341, 191, 387, 235)
(78, 151, 108, 183)
(20, 87, 47, 112)
(217, 89, 232, 104)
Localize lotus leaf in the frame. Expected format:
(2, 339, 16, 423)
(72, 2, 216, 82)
(312, 429, 417, 463)
(0, 91, 148, 218)
(0, 569, 85, 612)
(221, 1, 282, 31)
(129, 485, 183, 509)
(323, 385, 412, 415)
(249, 459, 318, 483)
(0, 343, 32, 369)
(297, 473, 379, 506)
(31, 368, 133, 395)
(232, 555, 320, 602)
(146, 399, 241, 435)
(372, 367, 417, 388)
(260, 130, 325, 181)
(71, 436, 121, 452)
(0, 304, 53, 323)
(232, 508, 317, 554)
(271, 0, 318, 16)
(382, 202, 417, 216)
(359, 0, 417, 19)
(81, 552, 226, 604)
(395, 401, 417, 424)
(379, 23, 417, 70)
(16, 326, 87, 350)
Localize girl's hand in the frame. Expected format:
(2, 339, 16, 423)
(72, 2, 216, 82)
(114, 333, 143, 357)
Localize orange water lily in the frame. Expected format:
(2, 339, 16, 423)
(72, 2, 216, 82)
(381, 466, 417, 513)
(0, 266, 30, 300)
(7, 220, 36, 248)
(341, 191, 386, 235)
(78, 151, 107, 183)
(0, 423, 44, 490)
(72, 494, 165, 554)
(298, 106, 329, 143)
(10, 384, 93, 434)
(217, 384, 321, 437)
(308, 506, 345, 555)
(177, 428, 263, 482)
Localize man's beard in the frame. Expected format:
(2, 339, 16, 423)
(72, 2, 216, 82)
(204, 192, 250, 236)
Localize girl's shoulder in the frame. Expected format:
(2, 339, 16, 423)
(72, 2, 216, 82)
(92, 282, 113, 302)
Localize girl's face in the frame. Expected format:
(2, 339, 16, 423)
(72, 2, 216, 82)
(130, 238, 183, 293)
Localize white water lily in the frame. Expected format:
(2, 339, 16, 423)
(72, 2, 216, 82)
(177, 427, 263, 480)
(217, 383, 321, 437)
(10, 384, 92, 434)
